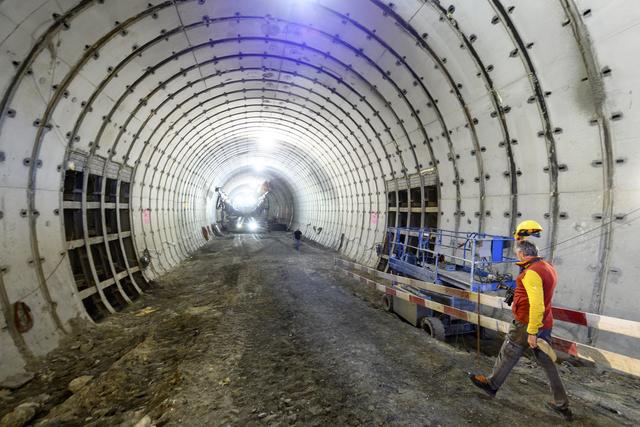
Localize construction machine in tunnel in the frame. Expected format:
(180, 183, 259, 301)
(0, 0, 640, 424)
(215, 182, 273, 232)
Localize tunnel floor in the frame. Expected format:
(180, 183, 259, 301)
(2, 233, 640, 426)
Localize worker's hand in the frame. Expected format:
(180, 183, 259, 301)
(527, 334, 538, 349)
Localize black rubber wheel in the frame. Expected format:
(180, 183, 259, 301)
(421, 316, 446, 341)
(382, 295, 393, 312)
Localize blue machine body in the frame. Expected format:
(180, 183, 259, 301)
(387, 227, 517, 291)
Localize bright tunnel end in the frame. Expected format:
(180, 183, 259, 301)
(231, 193, 258, 212)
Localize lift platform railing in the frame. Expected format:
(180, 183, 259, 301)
(386, 227, 517, 291)
(335, 258, 640, 378)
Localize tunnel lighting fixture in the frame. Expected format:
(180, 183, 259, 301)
(420, 167, 436, 175)
(259, 136, 274, 147)
(256, 131, 278, 150)
(248, 219, 258, 231)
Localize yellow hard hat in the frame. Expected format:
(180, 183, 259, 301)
(514, 220, 543, 240)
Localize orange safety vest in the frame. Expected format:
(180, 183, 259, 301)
(512, 257, 557, 333)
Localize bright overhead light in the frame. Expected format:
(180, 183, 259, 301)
(248, 219, 258, 231)
(256, 132, 277, 150)
(259, 135, 274, 147)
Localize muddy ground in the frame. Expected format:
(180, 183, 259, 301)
(2, 232, 640, 426)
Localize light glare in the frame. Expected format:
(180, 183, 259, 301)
(257, 132, 276, 149)
(232, 194, 258, 209)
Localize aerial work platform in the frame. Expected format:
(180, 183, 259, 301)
(386, 227, 517, 292)
(381, 227, 518, 338)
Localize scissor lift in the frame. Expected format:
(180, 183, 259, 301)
(382, 227, 517, 339)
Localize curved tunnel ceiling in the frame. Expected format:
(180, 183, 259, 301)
(1, 0, 639, 378)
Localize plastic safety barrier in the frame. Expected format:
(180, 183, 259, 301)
(335, 258, 640, 378)
(335, 258, 640, 339)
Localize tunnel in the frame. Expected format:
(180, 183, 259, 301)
(1, 0, 639, 425)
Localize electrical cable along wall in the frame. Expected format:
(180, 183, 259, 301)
(0, 0, 639, 381)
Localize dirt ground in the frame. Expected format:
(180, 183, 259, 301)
(2, 232, 640, 426)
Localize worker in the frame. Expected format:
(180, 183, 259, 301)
(468, 239, 572, 421)
(293, 229, 302, 251)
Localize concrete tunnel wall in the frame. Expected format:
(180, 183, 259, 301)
(0, 0, 639, 382)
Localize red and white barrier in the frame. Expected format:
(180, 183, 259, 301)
(335, 259, 640, 378)
(335, 258, 510, 310)
(338, 266, 511, 333)
(335, 258, 640, 339)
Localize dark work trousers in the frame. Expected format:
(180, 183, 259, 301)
(294, 238, 301, 251)
(489, 320, 569, 407)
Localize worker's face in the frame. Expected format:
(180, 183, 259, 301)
(516, 250, 525, 261)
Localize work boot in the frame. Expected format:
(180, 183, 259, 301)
(467, 372, 497, 397)
(545, 401, 574, 421)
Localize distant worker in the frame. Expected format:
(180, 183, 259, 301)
(293, 229, 302, 251)
(468, 238, 572, 421)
